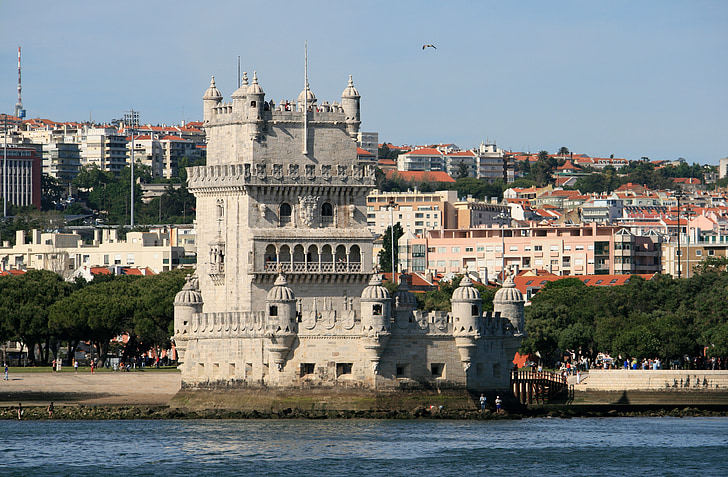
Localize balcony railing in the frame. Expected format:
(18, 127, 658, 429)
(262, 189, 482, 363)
(264, 261, 362, 273)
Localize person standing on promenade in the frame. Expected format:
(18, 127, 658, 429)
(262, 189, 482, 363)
(74, 358, 78, 373)
(4, 363, 8, 380)
(495, 396, 502, 413)
(48, 402, 54, 418)
(480, 394, 487, 411)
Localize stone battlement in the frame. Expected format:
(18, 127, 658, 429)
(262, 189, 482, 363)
(187, 163, 376, 188)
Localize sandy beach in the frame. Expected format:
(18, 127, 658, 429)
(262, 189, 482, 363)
(0, 371, 181, 406)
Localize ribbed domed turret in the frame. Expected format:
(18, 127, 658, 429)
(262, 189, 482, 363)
(203, 76, 222, 101)
(361, 274, 391, 300)
(266, 274, 295, 302)
(231, 72, 249, 99)
(452, 275, 481, 302)
(394, 274, 417, 308)
(174, 275, 203, 306)
(297, 80, 317, 107)
(341, 75, 359, 98)
(493, 274, 524, 304)
(247, 71, 264, 95)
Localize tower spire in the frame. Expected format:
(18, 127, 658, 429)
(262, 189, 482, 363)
(303, 41, 309, 155)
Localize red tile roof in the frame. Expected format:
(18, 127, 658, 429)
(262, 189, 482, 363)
(357, 147, 375, 156)
(385, 170, 456, 183)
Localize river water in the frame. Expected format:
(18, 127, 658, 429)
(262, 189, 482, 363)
(1, 417, 726, 476)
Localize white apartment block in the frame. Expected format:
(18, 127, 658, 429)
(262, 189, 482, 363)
(367, 189, 457, 237)
(80, 127, 128, 173)
(0, 227, 194, 278)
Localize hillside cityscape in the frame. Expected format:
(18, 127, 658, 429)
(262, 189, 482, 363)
(1, 92, 728, 372)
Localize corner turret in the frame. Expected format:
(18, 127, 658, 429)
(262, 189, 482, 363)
(173, 275, 203, 367)
(203, 76, 222, 123)
(265, 273, 297, 371)
(341, 75, 361, 139)
(493, 268, 525, 334)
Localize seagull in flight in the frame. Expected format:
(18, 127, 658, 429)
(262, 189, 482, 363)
(422, 44, 437, 50)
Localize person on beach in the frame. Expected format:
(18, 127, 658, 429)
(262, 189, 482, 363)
(17, 403, 23, 420)
(495, 396, 502, 413)
(48, 402, 54, 418)
(480, 394, 487, 411)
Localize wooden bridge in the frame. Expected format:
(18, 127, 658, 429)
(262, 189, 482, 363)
(511, 370, 569, 405)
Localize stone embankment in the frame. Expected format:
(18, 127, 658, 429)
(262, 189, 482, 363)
(570, 370, 728, 405)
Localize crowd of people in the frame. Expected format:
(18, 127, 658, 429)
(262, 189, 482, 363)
(557, 354, 728, 372)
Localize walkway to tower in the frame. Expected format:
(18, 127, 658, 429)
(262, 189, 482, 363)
(511, 369, 568, 405)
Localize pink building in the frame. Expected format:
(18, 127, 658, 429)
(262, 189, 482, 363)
(400, 223, 662, 283)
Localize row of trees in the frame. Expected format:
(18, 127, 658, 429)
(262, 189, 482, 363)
(0, 269, 187, 366)
(520, 267, 728, 364)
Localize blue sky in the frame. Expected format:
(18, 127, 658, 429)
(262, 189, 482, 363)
(1, 0, 726, 164)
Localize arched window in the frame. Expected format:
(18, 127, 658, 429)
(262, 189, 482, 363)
(321, 202, 333, 225)
(280, 203, 292, 226)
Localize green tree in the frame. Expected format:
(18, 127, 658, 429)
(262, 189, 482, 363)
(0, 270, 72, 365)
(41, 175, 65, 211)
(378, 223, 404, 275)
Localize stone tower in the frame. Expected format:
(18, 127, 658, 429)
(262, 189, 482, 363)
(175, 67, 524, 391)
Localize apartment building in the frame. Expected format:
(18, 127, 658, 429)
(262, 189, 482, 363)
(0, 145, 42, 209)
(0, 227, 194, 278)
(399, 223, 662, 283)
(367, 189, 457, 237)
(80, 126, 128, 173)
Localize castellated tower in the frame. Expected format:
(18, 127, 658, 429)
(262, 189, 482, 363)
(176, 68, 523, 391)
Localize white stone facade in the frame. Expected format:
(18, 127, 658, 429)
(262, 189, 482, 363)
(174, 71, 524, 391)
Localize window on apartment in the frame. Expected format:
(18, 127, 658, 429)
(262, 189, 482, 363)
(550, 245, 559, 252)
(534, 245, 543, 251)
(709, 250, 715, 256)
(509, 246, 518, 252)
(450, 260, 460, 268)
(465, 247, 474, 252)
(696, 250, 702, 256)
(438, 247, 447, 254)
(524, 246, 531, 251)
(477, 246, 485, 252)
(564, 245, 571, 251)
(452, 247, 460, 253)
(486, 246, 494, 252)
(127, 254, 134, 265)
(575, 245, 585, 251)
(437, 260, 446, 267)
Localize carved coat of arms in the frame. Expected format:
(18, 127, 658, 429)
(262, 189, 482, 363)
(272, 163, 283, 180)
(256, 163, 267, 180)
(298, 195, 319, 227)
(289, 164, 299, 180)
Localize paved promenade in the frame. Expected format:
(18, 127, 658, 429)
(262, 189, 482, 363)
(0, 370, 182, 406)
